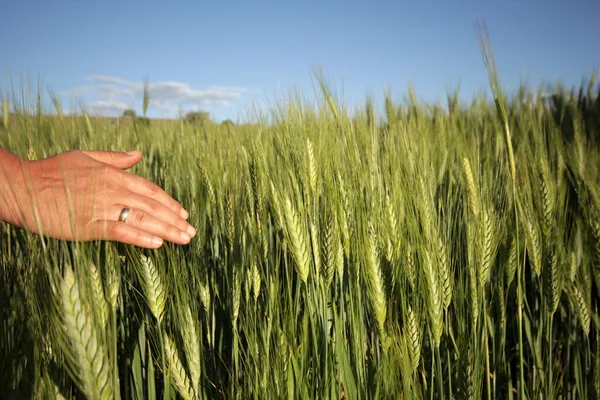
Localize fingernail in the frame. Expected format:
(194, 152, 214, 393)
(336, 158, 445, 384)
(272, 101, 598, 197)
(180, 231, 191, 242)
(180, 208, 189, 219)
(187, 225, 196, 237)
(152, 237, 163, 247)
(126, 150, 139, 155)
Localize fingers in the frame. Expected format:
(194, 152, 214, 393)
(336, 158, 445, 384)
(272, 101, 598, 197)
(115, 207, 193, 245)
(90, 220, 165, 249)
(69, 149, 195, 250)
(121, 173, 189, 219)
(119, 191, 194, 233)
(111, 190, 195, 238)
(84, 150, 189, 219)
(91, 205, 196, 248)
(81, 150, 143, 170)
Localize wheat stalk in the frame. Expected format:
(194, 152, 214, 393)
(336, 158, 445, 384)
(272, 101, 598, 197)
(198, 164, 216, 205)
(310, 221, 321, 280)
(591, 218, 600, 273)
(406, 306, 421, 372)
(249, 153, 263, 219)
(225, 189, 235, 251)
(88, 262, 109, 329)
(418, 177, 433, 236)
(61, 266, 113, 400)
(424, 252, 443, 346)
(437, 237, 452, 310)
(2, 100, 8, 130)
(256, 211, 268, 264)
(595, 334, 600, 399)
(460, 348, 475, 400)
(269, 180, 285, 229)
(506, 235, 518, 288)
(539, 158, 554, 241)
(524, 216, 542, 276)
(232, 270, 241, 326)
(386, 193, 398, 245)
(249, 258, 261, 302)
(140, 255, 166, 324)
(336, 172, 351, 259)
(568, 250, 578, 283)
(199, 282, 210, 315)
(306, 137, 317, 196)
(571, 284, 590, 336)
(479, 209, 495, 289)
(468, 229, 479, 331)
(405, 242, 416, 290)
(284, 197, 310, 283)
(476, 22, 516, 185)
(182, 305, 201, 390)
(366, 224, 387, 339)
(543, 246, 561, 316)
(322, 211, 335, 286)
(335, 234, 345, 282)
(463, 157, 479, 217)
(105, 257, 120, 311)
(164, 334, 196, 400)
(83, 110, 94, 137)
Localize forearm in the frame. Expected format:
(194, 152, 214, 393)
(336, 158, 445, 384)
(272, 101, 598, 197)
(0, 148, 29, 228)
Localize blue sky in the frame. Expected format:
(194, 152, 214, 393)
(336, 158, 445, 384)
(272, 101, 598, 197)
(2, 0, 599, 122)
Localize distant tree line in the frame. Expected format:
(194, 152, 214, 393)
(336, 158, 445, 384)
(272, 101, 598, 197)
(185, 111, 237, 130)
(185, 111, 211, 125)
(122, 109, 150, 126)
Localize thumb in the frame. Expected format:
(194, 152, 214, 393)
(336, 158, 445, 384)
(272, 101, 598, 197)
(81, 150, 143, 169)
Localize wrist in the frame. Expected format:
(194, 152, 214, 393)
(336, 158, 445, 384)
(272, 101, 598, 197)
(0, 149, 32, 228)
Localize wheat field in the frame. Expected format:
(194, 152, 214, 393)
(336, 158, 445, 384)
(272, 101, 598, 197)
(1, 40, 600, 399)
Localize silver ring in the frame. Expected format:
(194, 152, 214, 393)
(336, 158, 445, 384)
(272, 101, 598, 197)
(118, 207, 131, 223)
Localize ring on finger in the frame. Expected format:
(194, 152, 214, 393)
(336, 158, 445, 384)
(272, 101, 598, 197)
(118, 207, 131, 223)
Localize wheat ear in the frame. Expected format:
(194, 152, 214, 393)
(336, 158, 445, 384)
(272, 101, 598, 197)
(140, 255, 166, 324)
(164, 334, 196, 400)
(61, 266, 113, 400)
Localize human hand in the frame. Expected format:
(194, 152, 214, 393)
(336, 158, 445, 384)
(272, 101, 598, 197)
(0, 149, 196, 249)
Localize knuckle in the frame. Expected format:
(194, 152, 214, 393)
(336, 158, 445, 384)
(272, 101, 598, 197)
(167, 225, 181, 238)
(133, 210, 147, 225)
(148, 200, 160, 213)
(84, 221, 98, 239)
(108, 222, 122, 238)
(99, 164, 113, 178)
(135, 231, 148, 244)
(175, 219, 188, 231)
(147, 183, 160, 197)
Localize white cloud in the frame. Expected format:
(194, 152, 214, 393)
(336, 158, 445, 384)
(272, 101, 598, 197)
(63, 75, 248, 118)
(87, 75, 128, 85)
(88, 100, 130, 114)
(62, 85, 96, 97)
(97, 84, 121, 96)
